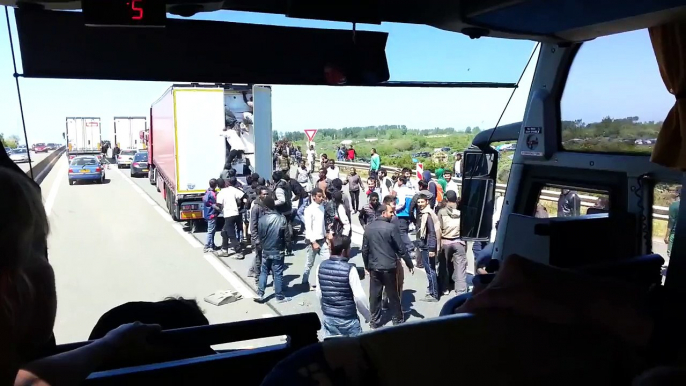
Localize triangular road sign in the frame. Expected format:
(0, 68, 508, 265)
(304, 129, 318, 142)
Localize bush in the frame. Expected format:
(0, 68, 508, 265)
(395, 139, 414, 152)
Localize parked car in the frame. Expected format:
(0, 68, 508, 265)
(4, 147, 12, 155)
(68, 155, 105, 185)
(10, 148, 29, 163)
(130, 151, 149, 177)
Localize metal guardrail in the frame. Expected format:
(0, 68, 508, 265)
(316, 159, 670, 221)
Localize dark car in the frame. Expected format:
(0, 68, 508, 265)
(130, 151, 149, 177)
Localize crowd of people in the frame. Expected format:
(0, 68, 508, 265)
(198, 142, 502, 338)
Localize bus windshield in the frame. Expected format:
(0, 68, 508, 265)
(3, 8, 538, 349)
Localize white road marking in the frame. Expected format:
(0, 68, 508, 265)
(172, 223, 202, 248)
(139, 192, 156, 205)
(154, 206, 173, 222)
(202, 253, 256, 299)
(114, 169, 156, 205)
(44, 162, 67, 217)
(117, 168, 259, 301)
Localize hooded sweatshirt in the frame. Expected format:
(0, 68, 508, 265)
(435, 168, 447, 191)
(423, 170, 437, 208)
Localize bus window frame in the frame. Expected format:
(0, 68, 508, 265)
(555, 33, 661, 157)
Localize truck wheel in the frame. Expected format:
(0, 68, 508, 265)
(149, 168, 156, 186)
(190, 220, 197, 233)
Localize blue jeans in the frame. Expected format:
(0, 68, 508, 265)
(205, 218, 217, 249)
(421, 249, 439, 299)
(396, 217, 415, 256)
(303, 239, 330, 285)
(258, 254, 286, 299)
(322, 315, 362, 338)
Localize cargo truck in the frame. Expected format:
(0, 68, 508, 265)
(148, 84, 272, 229)
(114, 116, 147, 151)
(65, 117, 102, 163)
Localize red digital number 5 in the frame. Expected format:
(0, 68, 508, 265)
(131, 0, 143, 20)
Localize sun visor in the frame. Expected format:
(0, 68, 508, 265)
(14, 9, 390, 85)
(464, 0, 686, 40)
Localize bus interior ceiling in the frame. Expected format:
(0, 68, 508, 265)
(5, 0, 686, 384)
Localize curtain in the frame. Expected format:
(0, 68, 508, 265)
(649, 22, 686, 169)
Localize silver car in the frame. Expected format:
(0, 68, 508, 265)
(10, 148, 29, 163)
(116, 149, 137, 169)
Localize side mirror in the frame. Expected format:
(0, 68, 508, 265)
(459, 147, 498, 241)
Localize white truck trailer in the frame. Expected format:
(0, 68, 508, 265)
(148, 84, 272, 227)
(65, 117, 102, 162)
(114, 116, 147, 151)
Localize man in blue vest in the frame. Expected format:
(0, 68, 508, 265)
(314, 235, 371, 338)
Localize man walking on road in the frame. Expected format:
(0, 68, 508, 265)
(362, 204, 414, 328)
(278, 150, 290, 174)
(314, 235, 371, 337)
(215, 177, 248, 259)
(303, 188, 330, 290)
(392, 177, 416, 263)
(359, 192, 380, 228)
(248, 187, 270, 282)
(202, 179, 221, 253)
(255, 196, 292, 304)
(307, 145, 317, 173)
(369, 148, 381, 180)
(273, 171, 294, 254)
(437, 191, 467, 295)
(416, 194, 441, 302)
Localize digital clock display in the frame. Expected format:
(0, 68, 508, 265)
(82, 0, 166, 28)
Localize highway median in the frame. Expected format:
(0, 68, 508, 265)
(27, 146, 66, 185)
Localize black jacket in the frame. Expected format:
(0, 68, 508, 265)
(250, 200, 268, 245)
(258, 210, 291, 256)
(274, 180, 293, 215)
(362, 217, 413, 271)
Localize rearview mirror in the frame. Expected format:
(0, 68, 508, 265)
(459, 147, 498, 241)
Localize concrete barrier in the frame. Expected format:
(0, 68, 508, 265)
(27, 146, 66, 184)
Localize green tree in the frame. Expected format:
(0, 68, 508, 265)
(472, 126, 481, 134)
(465, 126, 472, 133)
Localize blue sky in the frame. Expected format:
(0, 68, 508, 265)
(0, 7, 675, 144)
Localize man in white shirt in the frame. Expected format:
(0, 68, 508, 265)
(215, 178, 248, 259)
(303, 187, 330, 289)
(454, 153, 463, 178)
(315, 235, 370, 337)
(443, 169, 460, 196)
(307, 145, 317, 173)
(325, 159, 340, 182)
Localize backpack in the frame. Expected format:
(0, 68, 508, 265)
(431, 181, 444, 202)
